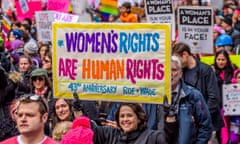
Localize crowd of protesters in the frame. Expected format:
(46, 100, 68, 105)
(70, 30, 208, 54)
(1, 0, 240, 144)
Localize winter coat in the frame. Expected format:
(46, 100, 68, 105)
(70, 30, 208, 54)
(182, 58, 224, 131)
(214, 67, 236, 107)
(178, 81, 212, 144)
(94, 126, 166, 144)
(225, 28, 240, 49)
(158, 80, 212, 144)
(15, 71, 32, 98)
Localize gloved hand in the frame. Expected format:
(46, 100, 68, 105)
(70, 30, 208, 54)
(163, 95, 177, 122)
(72, 93, 83, 111)
(164, 104, 176, 117)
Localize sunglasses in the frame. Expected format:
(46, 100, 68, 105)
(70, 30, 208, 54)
(32, 76, 44, 81)
(19, 94, 48, 113)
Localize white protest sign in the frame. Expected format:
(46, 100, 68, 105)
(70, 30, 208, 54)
(54, 11, 79, 23)
(211, 0, 223, 10)
(70, 0, 91, 22)
(223, 84, 240, 116)
(178, 6, 213, 54)
(1, 0, 14, 13)
(145, 0, 175, 40)
(35, 11, 54, 42)
(35, 11, 79, 42)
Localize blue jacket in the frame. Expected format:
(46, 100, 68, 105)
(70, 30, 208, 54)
(177, 80, 212, 144)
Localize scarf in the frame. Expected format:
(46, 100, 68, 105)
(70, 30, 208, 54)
(118, 130, 143, 144)
(35, 86, 48, 97)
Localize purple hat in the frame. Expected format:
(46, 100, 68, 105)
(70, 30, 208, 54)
(10, 52, 20, 64)
(11, 39, 24, 51)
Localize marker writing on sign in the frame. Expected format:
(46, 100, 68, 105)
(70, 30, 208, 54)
(65, 30, 118, 53)
(126, 59, 164, 84)
(82, 59, 125, 80)
(119, 32, 160, 54)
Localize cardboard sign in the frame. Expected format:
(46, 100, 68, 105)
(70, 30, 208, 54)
(201, 55, 240, 68)
(1, 0, 15, 13)
(47, 0, 70, 13)
(35, 11, 79, 42)
(131, 7, 145, 17)
(70, 0, 92, 22)
(223, 84, 240, 116)
(145, 0, 175, 40)
(178, 6, 213, 54)
(52, 23, 171, 104)
(15, 0, 42, 21)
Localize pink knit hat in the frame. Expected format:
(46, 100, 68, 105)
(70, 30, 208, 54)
(61, 116, 94, 144)
(213, 25, 225, 34)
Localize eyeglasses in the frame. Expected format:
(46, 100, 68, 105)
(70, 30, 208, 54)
(19, 94, 48, 113)
(32, 76, 44, 81)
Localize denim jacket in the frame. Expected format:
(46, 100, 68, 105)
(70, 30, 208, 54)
(177, 80, 212, 144)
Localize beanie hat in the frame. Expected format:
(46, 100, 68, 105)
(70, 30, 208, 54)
(223, 16, 233, 26)
(10, 29, 23, 40)
(231, 69, 240, 83)
(61, 116, 94, 144)
(24, 41, 38, 54)
(10, 52, 20, 64)
(11, 39, 24, 51)
(71, 116, 91, 129)
(31, 68, 48, 77)
(213, 25, 225, 34)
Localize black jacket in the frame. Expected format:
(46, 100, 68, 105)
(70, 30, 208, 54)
(94, 126, 167, 144)
(183, 58, 224, 131)
(225, 28, 240, 49)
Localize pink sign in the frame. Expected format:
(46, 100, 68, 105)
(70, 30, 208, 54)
(15, 0, 42, 21)
(47, 0, 70, 13)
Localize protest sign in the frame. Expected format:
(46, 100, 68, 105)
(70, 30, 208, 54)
(223, 84, 240, 116)
(54, 11, 79, 22)
(131, 7, 145, 17)
(35, 11, 54, 42)
(211, 0, 223, 10)
(178, 6, 213, 54)
(47, 0, 70, 13)
(52, 23, 171, 104)
(70, 0, 92, 22)
(35, 11, 79, 42)
(1, 0, 14, 13)
(201, 55, 240, 68)
(15, 0, 42, 21)
(145, 0, 175, 40)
